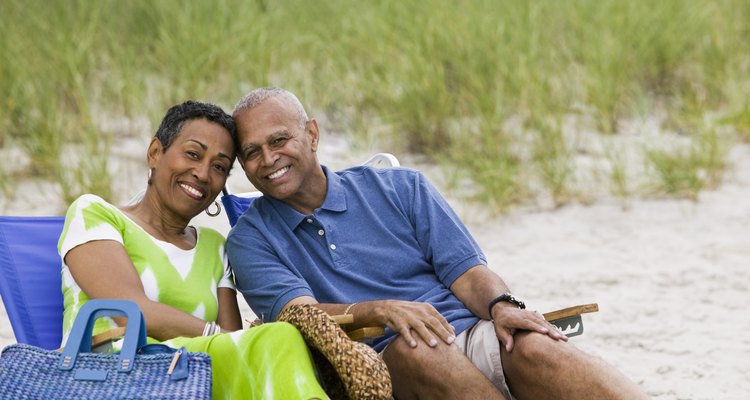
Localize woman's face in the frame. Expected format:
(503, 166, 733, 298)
(149, 118, 234, 220)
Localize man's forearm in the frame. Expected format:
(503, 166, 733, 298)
(450, 265, 513, 319)
(281, 296, 384, 329)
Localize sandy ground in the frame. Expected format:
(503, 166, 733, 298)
(1, 133, 748, 399)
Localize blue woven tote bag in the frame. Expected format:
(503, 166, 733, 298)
(0, 299, 211, 399)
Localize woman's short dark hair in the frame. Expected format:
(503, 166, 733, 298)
(154, 100, 237, 157)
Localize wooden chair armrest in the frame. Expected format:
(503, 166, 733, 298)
(330, 303, 601, 342)
(347, 327, 387, 341)
(91, 327, 127, 347)
(332, 314, 354, 325)
(57, 326, 127, 352)
(332, 314, 386, 341)
(542, 303, 599, 322)
(542, 303, 599, 338)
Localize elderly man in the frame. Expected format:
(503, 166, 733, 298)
(227, 87, 649, 399)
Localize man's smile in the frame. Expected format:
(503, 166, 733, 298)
(267, 166, 290, 180)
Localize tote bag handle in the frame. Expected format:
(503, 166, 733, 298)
(58, 299, 147, 373)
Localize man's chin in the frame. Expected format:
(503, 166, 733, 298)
(260, 187, 286, 200)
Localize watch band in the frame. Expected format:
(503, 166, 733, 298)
(488, 293, 526, 317)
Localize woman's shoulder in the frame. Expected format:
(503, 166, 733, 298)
(195, 226, 226, 245)
(62, 194, 131, 236)
(67, 193, 116, 210)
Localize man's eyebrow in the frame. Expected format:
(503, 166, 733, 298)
(268, 129, 291, 140)
(241, 130, 292, 153)
(241, 143, 259, 154)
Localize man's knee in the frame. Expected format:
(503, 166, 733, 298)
(510, 331, 579, 368)
(383, 335, 466, 377)
(384, 336, 439, 371)
(385, 335, 509, 399)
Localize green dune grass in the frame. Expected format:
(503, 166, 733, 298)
(1, 0, 747, 209)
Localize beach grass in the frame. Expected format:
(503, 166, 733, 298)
(645, 129, 727, 199)
(1, 0, 748, 211)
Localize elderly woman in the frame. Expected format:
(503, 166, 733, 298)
(57, 100, 329, 399)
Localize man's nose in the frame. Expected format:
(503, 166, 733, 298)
(261, 146, 277, 166)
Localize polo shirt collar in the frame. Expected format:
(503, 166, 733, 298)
(267, 165, 347, 230)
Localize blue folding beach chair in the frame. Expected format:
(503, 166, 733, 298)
(0, 216, 65, 350)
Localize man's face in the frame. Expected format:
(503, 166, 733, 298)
(234, 96, 320, 205)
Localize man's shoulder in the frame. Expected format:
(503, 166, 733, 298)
(337, 165, 422, 185)
(227, 198, 278, 238)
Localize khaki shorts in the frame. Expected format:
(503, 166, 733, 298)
(380, 320, 516, 400)
(454, 319, 516, 400)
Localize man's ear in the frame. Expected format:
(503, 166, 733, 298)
(306, 118, 320, 152)
(146, 137, 163, 168)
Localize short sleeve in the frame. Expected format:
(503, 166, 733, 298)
(410, 172, 486, 287)
(58, 194, 125, 259)
(218, 247, 235, 290)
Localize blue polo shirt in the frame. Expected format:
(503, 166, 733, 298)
(227, 165, 483, 351)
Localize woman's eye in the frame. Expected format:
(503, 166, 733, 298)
(187, 151, 199, 159)
(213, 163, 227, 173)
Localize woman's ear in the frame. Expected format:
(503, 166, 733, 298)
(146, 137, 163, 168)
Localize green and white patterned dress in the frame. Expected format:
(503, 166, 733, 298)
(58, 194, 326, 399)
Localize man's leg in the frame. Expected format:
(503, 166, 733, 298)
(383, 335, 507, 400)
(502, 331, 649, 400)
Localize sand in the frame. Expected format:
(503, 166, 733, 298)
(1, 134, 748, 399)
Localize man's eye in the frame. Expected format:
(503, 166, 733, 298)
(245, 149, 260, 159)
(272, 137, 288, 147)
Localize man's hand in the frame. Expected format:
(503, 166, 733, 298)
(375, 300, 456, 348)
(490, 303, 568, 352)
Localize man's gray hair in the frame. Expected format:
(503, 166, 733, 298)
(233, 87, 308, 129)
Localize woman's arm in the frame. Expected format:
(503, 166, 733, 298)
(65, 239, 208, 341)
(217, 287, 242, 331)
